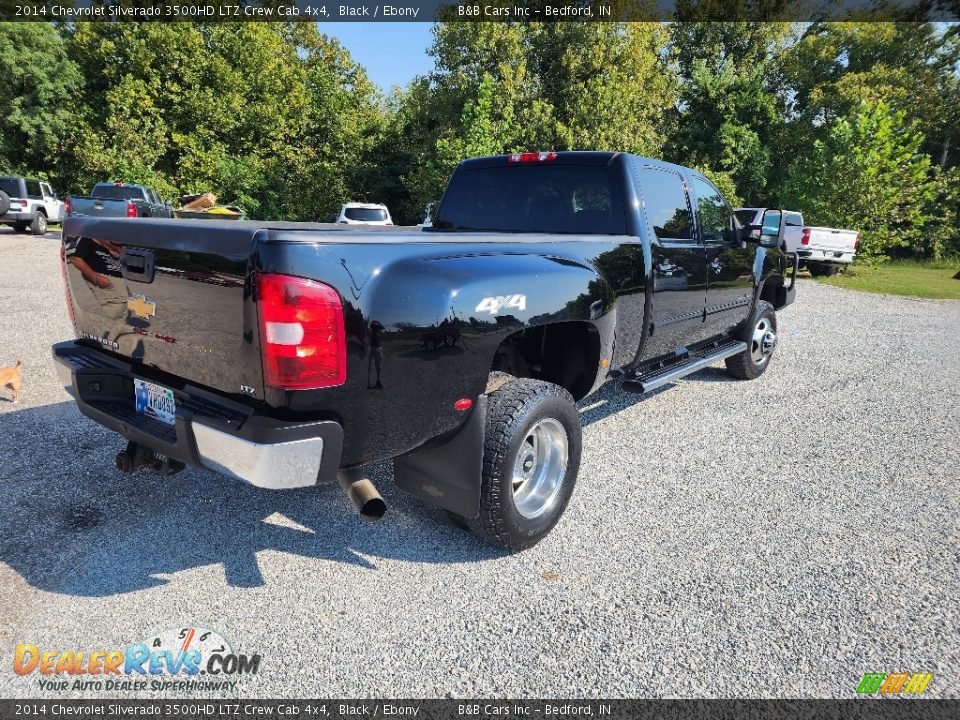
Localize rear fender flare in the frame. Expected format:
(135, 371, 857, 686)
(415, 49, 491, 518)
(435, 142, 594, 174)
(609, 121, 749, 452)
(367, 251, 616, 401)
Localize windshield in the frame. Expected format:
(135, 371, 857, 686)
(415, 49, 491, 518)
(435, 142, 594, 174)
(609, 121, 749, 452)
(344, 207, 388, 222)
(92, 185, 146, 201)
(734, 210, 758, 227)
(0, 178, 21, 197)
(433, 164, 626, 235)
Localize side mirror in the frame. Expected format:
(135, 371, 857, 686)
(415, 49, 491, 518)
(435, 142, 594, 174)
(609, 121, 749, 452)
(759, 209, 785, 248)
(742, 209, 785, 248)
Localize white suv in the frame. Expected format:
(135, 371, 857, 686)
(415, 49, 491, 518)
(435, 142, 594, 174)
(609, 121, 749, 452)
(0, 176, 66, 235)
(336, 202, 393, 225)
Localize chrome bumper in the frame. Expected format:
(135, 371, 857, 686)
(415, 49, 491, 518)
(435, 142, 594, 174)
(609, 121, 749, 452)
(193, 422, 326, 490)
(53, 341, 343, 490)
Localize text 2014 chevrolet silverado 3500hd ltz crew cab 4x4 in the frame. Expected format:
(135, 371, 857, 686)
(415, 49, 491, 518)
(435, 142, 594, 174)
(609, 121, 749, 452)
(53, 152, 797, 550)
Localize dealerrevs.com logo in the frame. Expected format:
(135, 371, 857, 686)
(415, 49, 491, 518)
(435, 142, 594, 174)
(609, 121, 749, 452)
(14, 626, 261, 693)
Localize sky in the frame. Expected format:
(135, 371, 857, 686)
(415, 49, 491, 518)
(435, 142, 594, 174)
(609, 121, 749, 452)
(321, 23, 436, 91)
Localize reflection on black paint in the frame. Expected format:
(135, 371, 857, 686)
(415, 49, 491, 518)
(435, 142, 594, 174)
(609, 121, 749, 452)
(367, 320, 384, 389)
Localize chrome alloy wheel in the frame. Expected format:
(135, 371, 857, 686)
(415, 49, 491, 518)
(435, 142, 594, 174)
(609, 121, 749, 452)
(511, 418, 569, 519)
(750, 317, 777, 365)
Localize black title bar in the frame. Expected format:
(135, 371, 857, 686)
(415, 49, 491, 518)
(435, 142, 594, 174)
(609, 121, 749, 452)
(0, 0, 957, 22)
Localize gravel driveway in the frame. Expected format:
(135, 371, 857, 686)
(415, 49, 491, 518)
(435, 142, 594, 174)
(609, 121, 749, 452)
(0, 228, 957, 698)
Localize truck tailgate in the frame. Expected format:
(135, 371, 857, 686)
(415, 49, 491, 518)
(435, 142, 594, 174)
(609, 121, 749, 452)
(62, 217, 262, 397)
(806, 226, 858, 252)
(68, 197, 129, 218)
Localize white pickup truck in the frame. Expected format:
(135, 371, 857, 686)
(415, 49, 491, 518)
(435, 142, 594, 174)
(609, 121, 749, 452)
(736, 208, 859, 276)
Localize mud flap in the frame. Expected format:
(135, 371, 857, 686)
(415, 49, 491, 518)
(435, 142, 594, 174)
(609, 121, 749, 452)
(393, 395, 486, 518)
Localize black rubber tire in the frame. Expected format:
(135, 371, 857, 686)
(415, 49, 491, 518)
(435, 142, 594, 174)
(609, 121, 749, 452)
(725, 301, 777, 380)
(808, 263, 839, 277)
(468, 377, 582, 550)
(30, 212, 47, 236)
(0, 191, 9, 216)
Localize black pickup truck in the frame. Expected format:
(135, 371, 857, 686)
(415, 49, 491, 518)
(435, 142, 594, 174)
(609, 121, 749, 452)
(53, 152, 796, 550)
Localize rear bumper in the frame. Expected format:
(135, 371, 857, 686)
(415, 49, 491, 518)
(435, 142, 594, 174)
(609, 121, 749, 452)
(797, 248, 855, 264)
(53, 341, 343, 489)
(0, 211, 32, 223)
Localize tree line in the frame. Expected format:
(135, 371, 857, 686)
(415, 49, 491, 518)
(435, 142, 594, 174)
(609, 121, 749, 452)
(1, 20, 958, 261)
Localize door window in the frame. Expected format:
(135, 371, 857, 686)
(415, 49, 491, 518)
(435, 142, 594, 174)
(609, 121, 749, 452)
(691, 176, 733, 244)
(25, 180, 43, 199)
(638, 168, 693, 242)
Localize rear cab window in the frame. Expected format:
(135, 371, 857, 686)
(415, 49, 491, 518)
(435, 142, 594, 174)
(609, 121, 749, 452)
(0, 178, 22, 198)
(433, 163, 627, 235)
(344, 207, 388, 222)
(92, 185, 147, 201)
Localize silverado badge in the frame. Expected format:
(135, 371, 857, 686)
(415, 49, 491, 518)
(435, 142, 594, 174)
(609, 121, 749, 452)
(127, 294, 157, 320)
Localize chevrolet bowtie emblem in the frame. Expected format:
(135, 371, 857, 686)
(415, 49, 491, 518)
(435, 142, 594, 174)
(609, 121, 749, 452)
(127, 294, 157, 320)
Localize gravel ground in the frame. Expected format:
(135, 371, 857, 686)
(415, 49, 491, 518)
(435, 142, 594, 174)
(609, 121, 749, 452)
(0, 227, 957, 699)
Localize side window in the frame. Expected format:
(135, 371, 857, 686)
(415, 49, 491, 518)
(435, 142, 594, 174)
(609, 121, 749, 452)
(786, 212, 803, 227)
(25, 180, 43, 199)
(690, 176, 732, 243)
(638, 167, 693, 242)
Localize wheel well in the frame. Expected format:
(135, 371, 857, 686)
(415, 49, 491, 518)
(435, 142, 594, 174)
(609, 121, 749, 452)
(36, 208, 47, 217)
(490, 321, 601, 401)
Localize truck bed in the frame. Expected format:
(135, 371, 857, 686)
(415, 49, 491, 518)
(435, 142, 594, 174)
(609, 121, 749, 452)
(61, 216, 618, 402)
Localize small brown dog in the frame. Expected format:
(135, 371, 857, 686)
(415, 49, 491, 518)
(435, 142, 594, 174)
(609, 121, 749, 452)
(0, 360, 22, 403)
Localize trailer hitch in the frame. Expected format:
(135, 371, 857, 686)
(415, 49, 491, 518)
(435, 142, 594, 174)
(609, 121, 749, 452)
(115, 440, 185, 476)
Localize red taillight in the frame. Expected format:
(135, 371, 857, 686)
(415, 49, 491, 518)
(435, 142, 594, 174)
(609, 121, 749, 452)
(256, 273, 346, 390)
(18, 199, 27, 208)
(801, 228, 811, 245)
(126, 201, 137, 218)
(507, 152, 557, 163)
(854, 233, 860, 252)
(59, 245, 75, 325)
(64, 197, 72, 215)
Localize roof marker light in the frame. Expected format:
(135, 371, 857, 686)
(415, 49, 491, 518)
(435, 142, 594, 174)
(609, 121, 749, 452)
(508, 152, 558, 163)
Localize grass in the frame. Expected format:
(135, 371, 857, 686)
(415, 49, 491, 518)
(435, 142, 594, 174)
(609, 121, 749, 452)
(814, 260, 960, 300)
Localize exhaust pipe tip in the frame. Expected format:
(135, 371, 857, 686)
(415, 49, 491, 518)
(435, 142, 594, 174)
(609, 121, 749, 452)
(357, 493, 387, 522)
(337, 470, 387, 522)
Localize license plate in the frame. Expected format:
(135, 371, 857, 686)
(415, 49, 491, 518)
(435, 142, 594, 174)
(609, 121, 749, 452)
(134, 379, 176, 426)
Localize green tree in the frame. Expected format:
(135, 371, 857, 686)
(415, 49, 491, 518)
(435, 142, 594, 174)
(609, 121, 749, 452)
(63, 23, 381, 219)
(0, 23, 82, 179)
(782, 101, 936, 260)
(666, 22, 791, 203)
(781, 22, 960, 170)
(390, 19, 674, 221)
